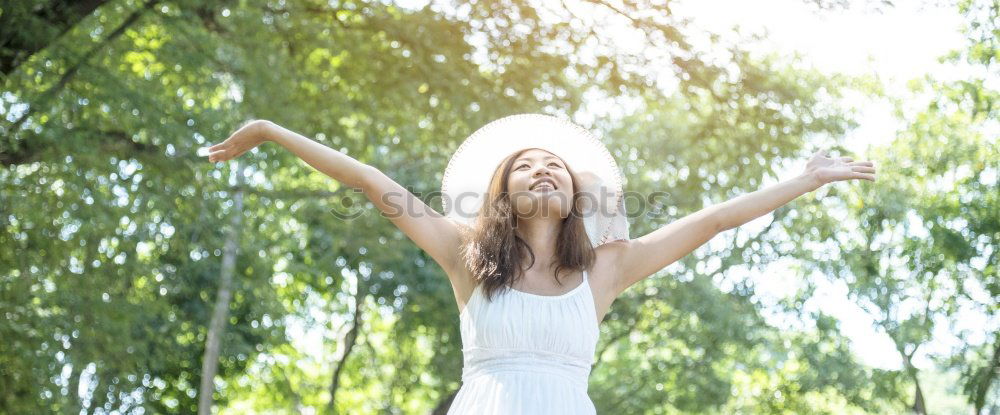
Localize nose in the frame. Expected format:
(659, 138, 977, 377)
(533, 165, 552, 177)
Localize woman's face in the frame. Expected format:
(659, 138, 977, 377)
(507, 148, 574, 220)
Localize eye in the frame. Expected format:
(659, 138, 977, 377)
(548, 162, 561, 168)
(516, 163, 529, 170)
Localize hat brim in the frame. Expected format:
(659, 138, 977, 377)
(441, 113, 630, 247)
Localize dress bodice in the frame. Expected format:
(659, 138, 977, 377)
(456, 269, 600, 390)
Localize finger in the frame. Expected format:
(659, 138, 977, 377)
(839, 156, 854, 163)
(848, 161, 874, 167)
(209, 150, 228, 161)
(854, 172, 875, 181)
(851, 166, 876, 174)
(211, 139, 237, 150)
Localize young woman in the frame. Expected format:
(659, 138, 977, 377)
(206, 114, 875, 414)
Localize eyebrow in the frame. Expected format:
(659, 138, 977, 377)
(514, 156, 560, 163)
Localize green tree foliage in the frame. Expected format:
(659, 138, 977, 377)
(777, 0, 998, 413)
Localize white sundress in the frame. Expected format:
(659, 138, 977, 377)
(447, 269, 600, 415)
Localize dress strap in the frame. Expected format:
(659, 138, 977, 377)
(583, 269, 588, 282)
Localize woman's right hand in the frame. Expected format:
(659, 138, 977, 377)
(206, 120, 273, 162)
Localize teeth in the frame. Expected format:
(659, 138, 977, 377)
(533, 183, 554, 191)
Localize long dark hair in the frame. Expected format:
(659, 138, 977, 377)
(460, 148, 596, 302)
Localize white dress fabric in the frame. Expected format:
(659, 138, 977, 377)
(447, 269, 600, 414)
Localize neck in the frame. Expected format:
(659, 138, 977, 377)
(515, 216, 562, 272)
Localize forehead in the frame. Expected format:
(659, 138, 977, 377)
(515, 149, 561, 162)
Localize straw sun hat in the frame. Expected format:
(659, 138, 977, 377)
(441, 113, 630, 247)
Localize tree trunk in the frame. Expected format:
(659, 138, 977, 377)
(974, 333, 1000, 414)
(326, 278, 365, 415)
(901, 352, 927, 414)
(197, 167, 244, 415)
(911, 375, 927, 415)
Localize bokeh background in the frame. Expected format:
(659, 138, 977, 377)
(1, 0, 997, 414)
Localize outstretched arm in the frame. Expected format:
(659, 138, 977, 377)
(206, 121, 470, 286)
(609, 150, 876, 295)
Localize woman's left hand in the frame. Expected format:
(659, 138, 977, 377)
(803, 150, 876, 187)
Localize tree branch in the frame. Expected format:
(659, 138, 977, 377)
(3, 0, 160, 137)
(0, 0, 111, 75)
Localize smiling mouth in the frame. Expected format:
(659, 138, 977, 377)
(531, 182, 556, 191)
